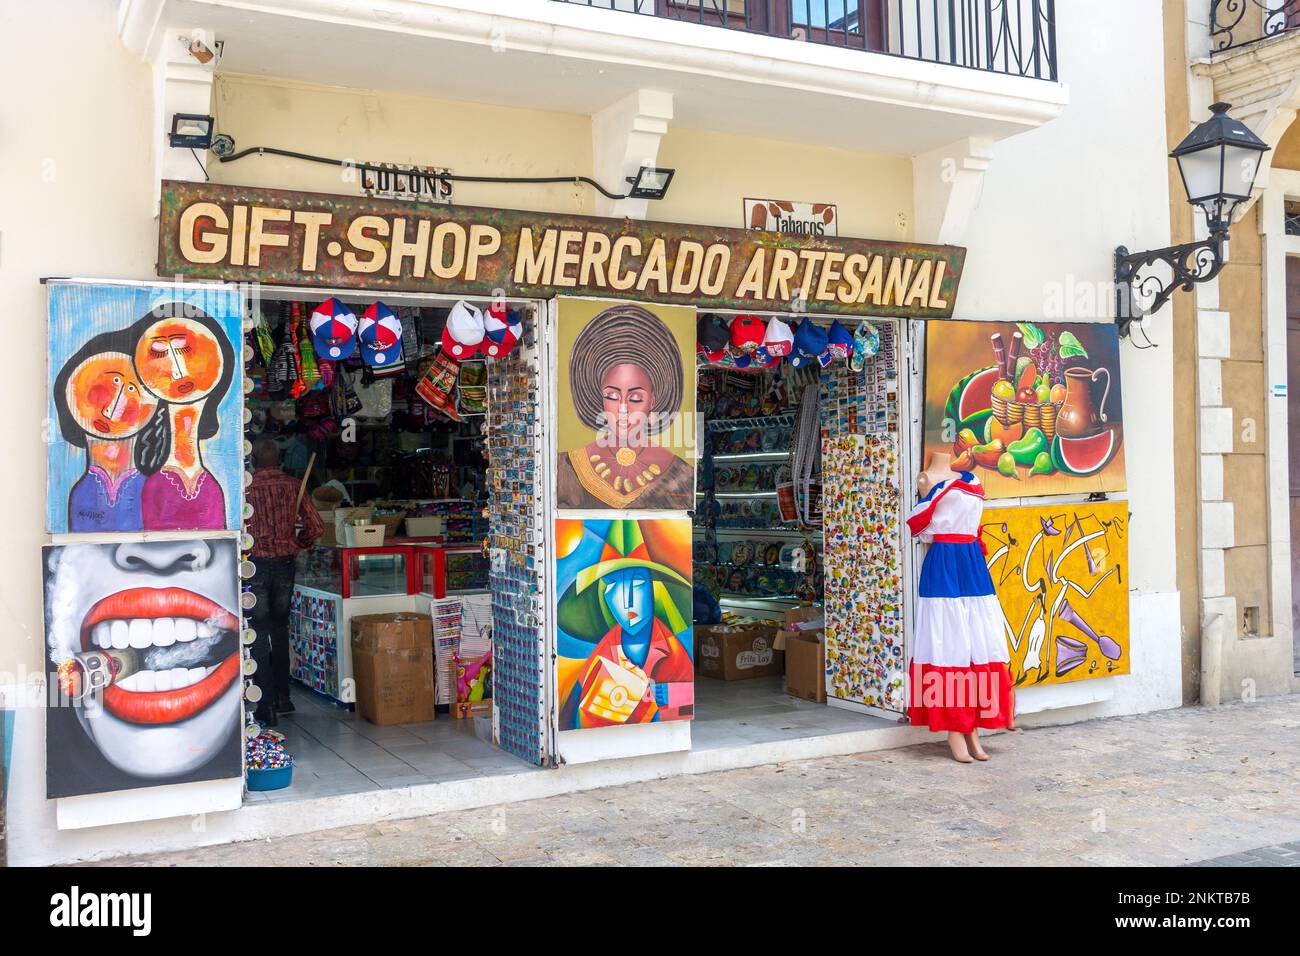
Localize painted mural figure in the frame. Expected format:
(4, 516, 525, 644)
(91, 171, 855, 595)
(43, 539, 243, 797)
(556, 303, 694, 510)
(49, 286, 242, 534)
(556, 519, 694, 729)
(134, 311, 234, 531)
(53, 331, 158, 532)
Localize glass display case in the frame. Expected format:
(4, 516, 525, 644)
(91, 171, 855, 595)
(412, 544, 489, 597)
(296, 544, 415, 599)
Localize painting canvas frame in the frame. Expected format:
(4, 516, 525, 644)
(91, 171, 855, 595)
(554, 518, 694, 731)
(922, 320, 1126, 499)
(981, 501, 1130, 686)
(46, 280, 244, 533)
(43, 537, 244, 799)
(553, 297, 697, 512)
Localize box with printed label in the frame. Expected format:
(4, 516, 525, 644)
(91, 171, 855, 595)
(696, 624, 783, 681)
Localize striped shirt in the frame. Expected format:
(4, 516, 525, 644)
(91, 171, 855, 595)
(246, 467, 325, 559)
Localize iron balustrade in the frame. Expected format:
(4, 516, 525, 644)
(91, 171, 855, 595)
(553, 0, 1058, 80)
(1210, 0, 1300, 53)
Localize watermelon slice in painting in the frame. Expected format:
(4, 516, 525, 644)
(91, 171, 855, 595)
(1051, 428, 1120, 477)
(943, 365, 999, 431)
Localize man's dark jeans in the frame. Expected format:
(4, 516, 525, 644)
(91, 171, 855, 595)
(249, 556, 296, 715)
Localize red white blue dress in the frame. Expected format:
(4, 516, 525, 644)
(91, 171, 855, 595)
(905, 471, 1014, 732)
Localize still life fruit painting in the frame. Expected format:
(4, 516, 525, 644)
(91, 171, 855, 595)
(923, 321, 1126, 499)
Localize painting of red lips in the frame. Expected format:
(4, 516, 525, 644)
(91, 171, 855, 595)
(43, 538, 243, 799)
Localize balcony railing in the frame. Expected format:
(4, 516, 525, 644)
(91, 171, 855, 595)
(1210, 0, 1300, 53)
(553, 1, 1058, 80)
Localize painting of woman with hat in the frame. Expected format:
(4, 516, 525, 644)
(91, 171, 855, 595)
(556, 518, 694, 730)
(556, 302, 695, 510)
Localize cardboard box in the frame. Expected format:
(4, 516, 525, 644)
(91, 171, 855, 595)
(350, 613, 435, 725)
(696, 624, 783, 681)
(784, 629, 826, 703)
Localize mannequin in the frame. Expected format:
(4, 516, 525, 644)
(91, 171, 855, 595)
(915, 451, 960, 500)
(907, 452, 1015, 762)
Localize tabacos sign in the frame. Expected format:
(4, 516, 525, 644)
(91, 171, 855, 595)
(745, 198, 837, 237)
(158, 181, 964, 318)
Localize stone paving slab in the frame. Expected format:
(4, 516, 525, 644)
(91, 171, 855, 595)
(94, 695, 1300, 867)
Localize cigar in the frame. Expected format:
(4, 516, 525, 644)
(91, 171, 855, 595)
(1008, 331, 1023, 377)
(991, 333, 1006, 380)
(64, 648, 144, 699)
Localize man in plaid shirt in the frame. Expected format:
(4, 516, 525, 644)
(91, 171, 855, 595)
(246, 438, 324, 726)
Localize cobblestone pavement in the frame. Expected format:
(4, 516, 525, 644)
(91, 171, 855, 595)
(103, 696, 1300, 867)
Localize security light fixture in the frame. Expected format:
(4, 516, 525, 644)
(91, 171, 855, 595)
(625, 166, 676, 201)
(169, 113, 215, 150)
(1115, 103, 1270, 338)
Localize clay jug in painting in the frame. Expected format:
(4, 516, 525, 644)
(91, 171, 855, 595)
(1055, 366, 1111, 439)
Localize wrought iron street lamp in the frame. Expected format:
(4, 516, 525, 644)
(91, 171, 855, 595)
(1115, 103, 1270, 336)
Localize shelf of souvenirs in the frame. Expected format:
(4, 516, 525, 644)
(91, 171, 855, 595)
(705, 412, 797, 432)
(708, 450, 792, 463)
(693, 527, 823, 544)
(697, 490, 779, 498)
(716, 595, 804, 619)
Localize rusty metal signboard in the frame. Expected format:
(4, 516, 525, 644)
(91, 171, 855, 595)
(158, 180, 964, 317)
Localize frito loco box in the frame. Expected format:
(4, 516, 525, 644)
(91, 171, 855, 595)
(696, 624, 784, 681)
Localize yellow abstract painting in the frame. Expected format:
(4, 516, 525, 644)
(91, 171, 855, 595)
(980, 500, 1130, 686)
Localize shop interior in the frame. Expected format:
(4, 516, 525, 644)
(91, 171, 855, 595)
(243, 290, 534, 801)
(241, 295, 901, 801)
(688, 311, 903, 750)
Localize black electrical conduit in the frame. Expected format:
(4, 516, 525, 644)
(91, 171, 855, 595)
(217, 145, 634, 201)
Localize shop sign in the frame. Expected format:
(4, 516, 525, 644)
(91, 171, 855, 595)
(360, 162, 452, 204)
(745, 198, 837, 237)
(159, 181, 964, 318)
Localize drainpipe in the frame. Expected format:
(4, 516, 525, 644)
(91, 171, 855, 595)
(1200, 613, 1225, 707)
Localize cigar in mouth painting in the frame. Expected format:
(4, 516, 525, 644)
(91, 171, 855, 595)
(43, 538, 243, 798)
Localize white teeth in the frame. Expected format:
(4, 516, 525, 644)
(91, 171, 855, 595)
(174, 618, 197, 643)
(196, 621, 214, 639)
(94, 623, 111, 648)
(114, 660, 221, 693)
(110, 620, 129, 650)
(128, 618, 152, 649)
(153, 617, 176, 647)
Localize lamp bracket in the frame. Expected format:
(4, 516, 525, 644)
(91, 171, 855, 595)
(1114, 230, 1227, 338)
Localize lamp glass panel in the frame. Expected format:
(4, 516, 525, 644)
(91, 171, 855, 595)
(635, 168, 670, 193)
(1177, 146, 1224, 204)
(1221, 144, 1263, 199)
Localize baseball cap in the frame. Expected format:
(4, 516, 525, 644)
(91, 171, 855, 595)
(441, 300, 485, 359)
(826, 319, 854, 362)
(729, 314, 766, 355)
(696, 314, 731, 363)
(788, 319, 830, 368)
(358, 301, 404, 367)
(309, 298, 358, 361)
(482, 302, 521, 358)
(761, 317, 794, 358)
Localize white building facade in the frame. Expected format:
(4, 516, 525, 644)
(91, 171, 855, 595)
(0, 0, 1241, 865)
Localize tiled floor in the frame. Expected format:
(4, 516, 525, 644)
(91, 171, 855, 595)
(245, 687, 540, 804)
(251, 675, 890, 805)
(692, 674, 898, 750)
